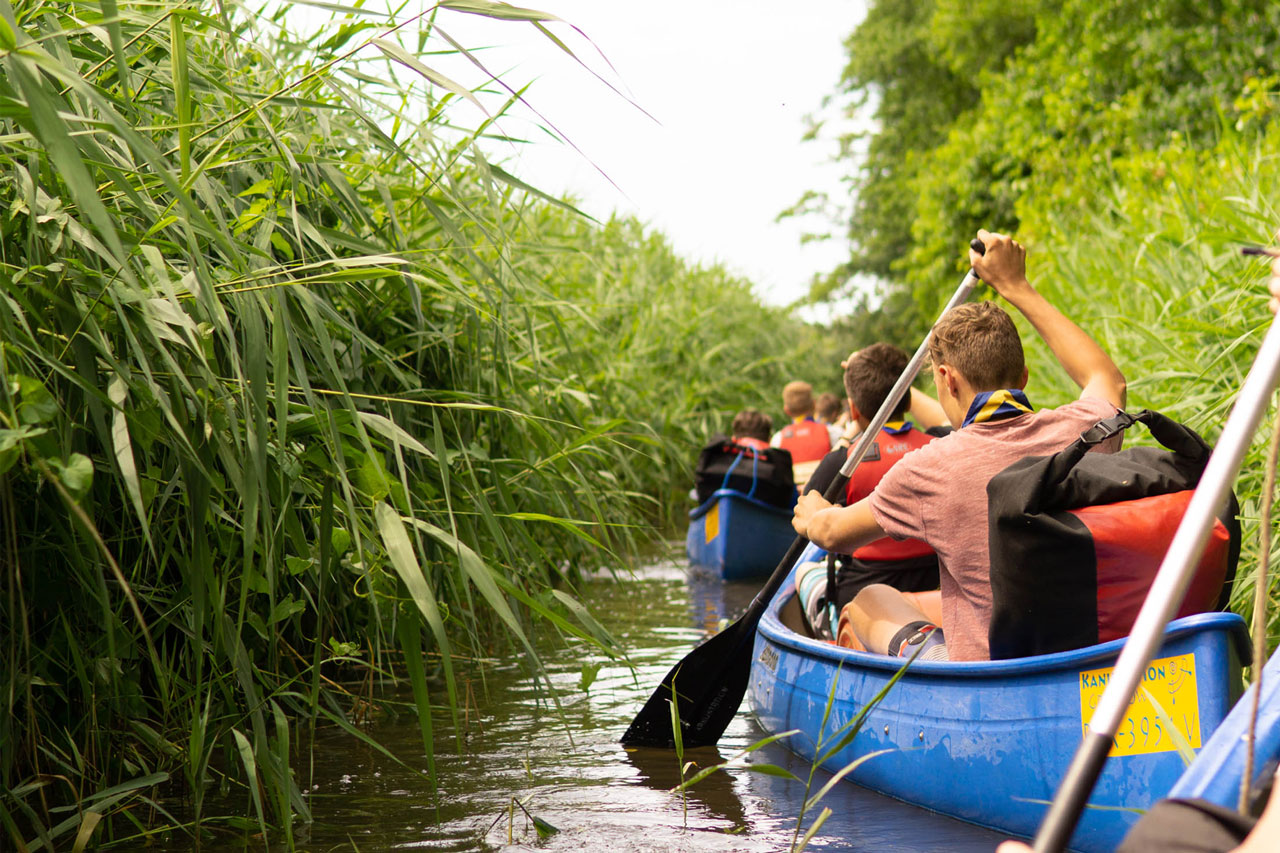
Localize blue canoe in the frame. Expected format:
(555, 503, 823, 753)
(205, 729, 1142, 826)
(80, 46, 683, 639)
(749, 543, 1254, 852)
(686, 488, 796, 580)
(1168, 632, 1280, 807)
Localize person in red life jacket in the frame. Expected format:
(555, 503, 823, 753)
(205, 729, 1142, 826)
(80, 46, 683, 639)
(791, 230, 1127, 662)
(802, 344, 953, 627)
(770, 382, 833, 492)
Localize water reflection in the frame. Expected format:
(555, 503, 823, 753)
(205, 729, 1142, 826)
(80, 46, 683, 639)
(156, 557, 1008, 852)
(625, 743, 749, 828)
(686, 568, 762, 637)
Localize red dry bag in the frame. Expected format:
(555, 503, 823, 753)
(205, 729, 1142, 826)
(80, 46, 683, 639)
(985, 409, 1238, 660)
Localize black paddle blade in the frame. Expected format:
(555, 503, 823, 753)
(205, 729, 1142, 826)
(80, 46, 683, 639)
(619, 617, 756, 748)
(621, 537, 811, 748)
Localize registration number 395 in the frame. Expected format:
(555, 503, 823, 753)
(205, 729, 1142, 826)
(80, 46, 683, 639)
(1078, 653, 1201, 757)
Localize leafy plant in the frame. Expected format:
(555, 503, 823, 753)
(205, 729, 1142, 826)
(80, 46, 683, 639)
(0, 0, 835, 848)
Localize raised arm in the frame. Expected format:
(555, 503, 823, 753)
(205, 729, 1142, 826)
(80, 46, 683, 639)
(1269, 249, 1280, 313)
(969, 230, 1127, 409)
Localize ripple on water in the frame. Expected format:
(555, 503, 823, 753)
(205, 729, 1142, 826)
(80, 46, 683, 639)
(151, 555, 1009, 852)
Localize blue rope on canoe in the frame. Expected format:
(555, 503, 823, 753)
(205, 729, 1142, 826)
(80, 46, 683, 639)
(719, 452, 743, 493)
(718, 447, 762, 500)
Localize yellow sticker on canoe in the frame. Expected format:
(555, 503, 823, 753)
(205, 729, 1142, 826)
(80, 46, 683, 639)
(705, 502, 720, 543)
(1079, 653, 1201, 757)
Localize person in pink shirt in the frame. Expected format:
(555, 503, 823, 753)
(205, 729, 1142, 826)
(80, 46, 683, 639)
(995, 241, 1280, 853)
(791, 230, 1128, 661)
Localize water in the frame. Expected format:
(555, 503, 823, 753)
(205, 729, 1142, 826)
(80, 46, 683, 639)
(186, 557, 1009, 851)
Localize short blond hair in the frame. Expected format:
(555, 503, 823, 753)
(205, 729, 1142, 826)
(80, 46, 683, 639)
(928, 301, 1025, 390)
(782, 381, 814, 417)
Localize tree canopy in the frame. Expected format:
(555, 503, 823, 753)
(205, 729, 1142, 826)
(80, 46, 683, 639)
(800, 0, 1280, 326)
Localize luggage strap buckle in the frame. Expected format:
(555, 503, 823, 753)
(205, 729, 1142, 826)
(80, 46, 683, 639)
(1079, 411, 1138, 446)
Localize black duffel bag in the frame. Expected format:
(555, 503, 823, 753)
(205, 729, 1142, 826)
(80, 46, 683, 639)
(986, 409, 1239, 660)
(693, 436, 796, 509)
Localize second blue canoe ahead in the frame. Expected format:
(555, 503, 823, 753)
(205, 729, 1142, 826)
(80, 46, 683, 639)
(686, 488, 796, 580)
(748, 544, 1251, 853)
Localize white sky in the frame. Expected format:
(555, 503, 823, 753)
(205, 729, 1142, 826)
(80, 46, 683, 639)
(286, 1, 868, 307)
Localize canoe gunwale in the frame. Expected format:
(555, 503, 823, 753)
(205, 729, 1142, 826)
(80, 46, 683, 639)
(758, 577, 1252, 676)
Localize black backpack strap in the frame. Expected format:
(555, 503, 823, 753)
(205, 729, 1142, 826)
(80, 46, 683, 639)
(1078, 409, 1210, 457)
(1045, 409, 1212, 487)
(1077, 411, 1139, 446)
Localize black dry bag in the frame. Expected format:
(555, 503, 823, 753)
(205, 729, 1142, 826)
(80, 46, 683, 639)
(693, 436, 795, 509)
(986, 410, 1238, 660)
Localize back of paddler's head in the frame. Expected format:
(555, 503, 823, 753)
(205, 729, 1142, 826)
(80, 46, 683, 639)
(928, 301, 1025, 391)
(731, 408, 773, 442)
(844, 343, 911, 421)
(781, 381, 815, 417)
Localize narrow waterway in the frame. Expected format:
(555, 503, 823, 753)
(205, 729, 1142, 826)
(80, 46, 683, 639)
(256, 556, 1010, 852)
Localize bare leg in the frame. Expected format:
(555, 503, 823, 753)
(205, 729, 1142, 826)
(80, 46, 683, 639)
(846, 583, 931, 654)
(903, 589, 943, 626)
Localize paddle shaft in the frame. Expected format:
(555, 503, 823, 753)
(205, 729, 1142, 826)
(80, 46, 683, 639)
(1032, 311, 1280, 852)
(620, 244, 983, 748)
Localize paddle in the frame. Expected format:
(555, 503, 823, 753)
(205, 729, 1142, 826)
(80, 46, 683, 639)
(1030, 303, 1280, 851)
(620, 239, 987, 749)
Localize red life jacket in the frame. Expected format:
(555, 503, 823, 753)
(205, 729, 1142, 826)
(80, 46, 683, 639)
(733, 436, 771, 453)
(778, 418, 831, 464)
(845, 423, 937, 562)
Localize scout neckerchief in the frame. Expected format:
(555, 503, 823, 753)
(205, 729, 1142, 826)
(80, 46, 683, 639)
(882, 420, 912, 435)
(961, 389, 1034, 429)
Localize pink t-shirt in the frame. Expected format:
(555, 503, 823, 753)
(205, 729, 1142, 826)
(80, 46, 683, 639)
(867, 397, 1121, 661)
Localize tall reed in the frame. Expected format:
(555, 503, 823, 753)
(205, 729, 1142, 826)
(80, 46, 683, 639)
(1012, 119, 1280, 642)
(0, 1, 833, 847)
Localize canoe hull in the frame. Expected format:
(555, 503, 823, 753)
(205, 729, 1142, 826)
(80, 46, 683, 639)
(1167, 639, 1280, 807)
(748, 552, 1248, 852)
(686, 489, 795, 580)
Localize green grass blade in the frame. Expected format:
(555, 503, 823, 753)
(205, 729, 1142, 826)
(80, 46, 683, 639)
(375, 502, 460, 737)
